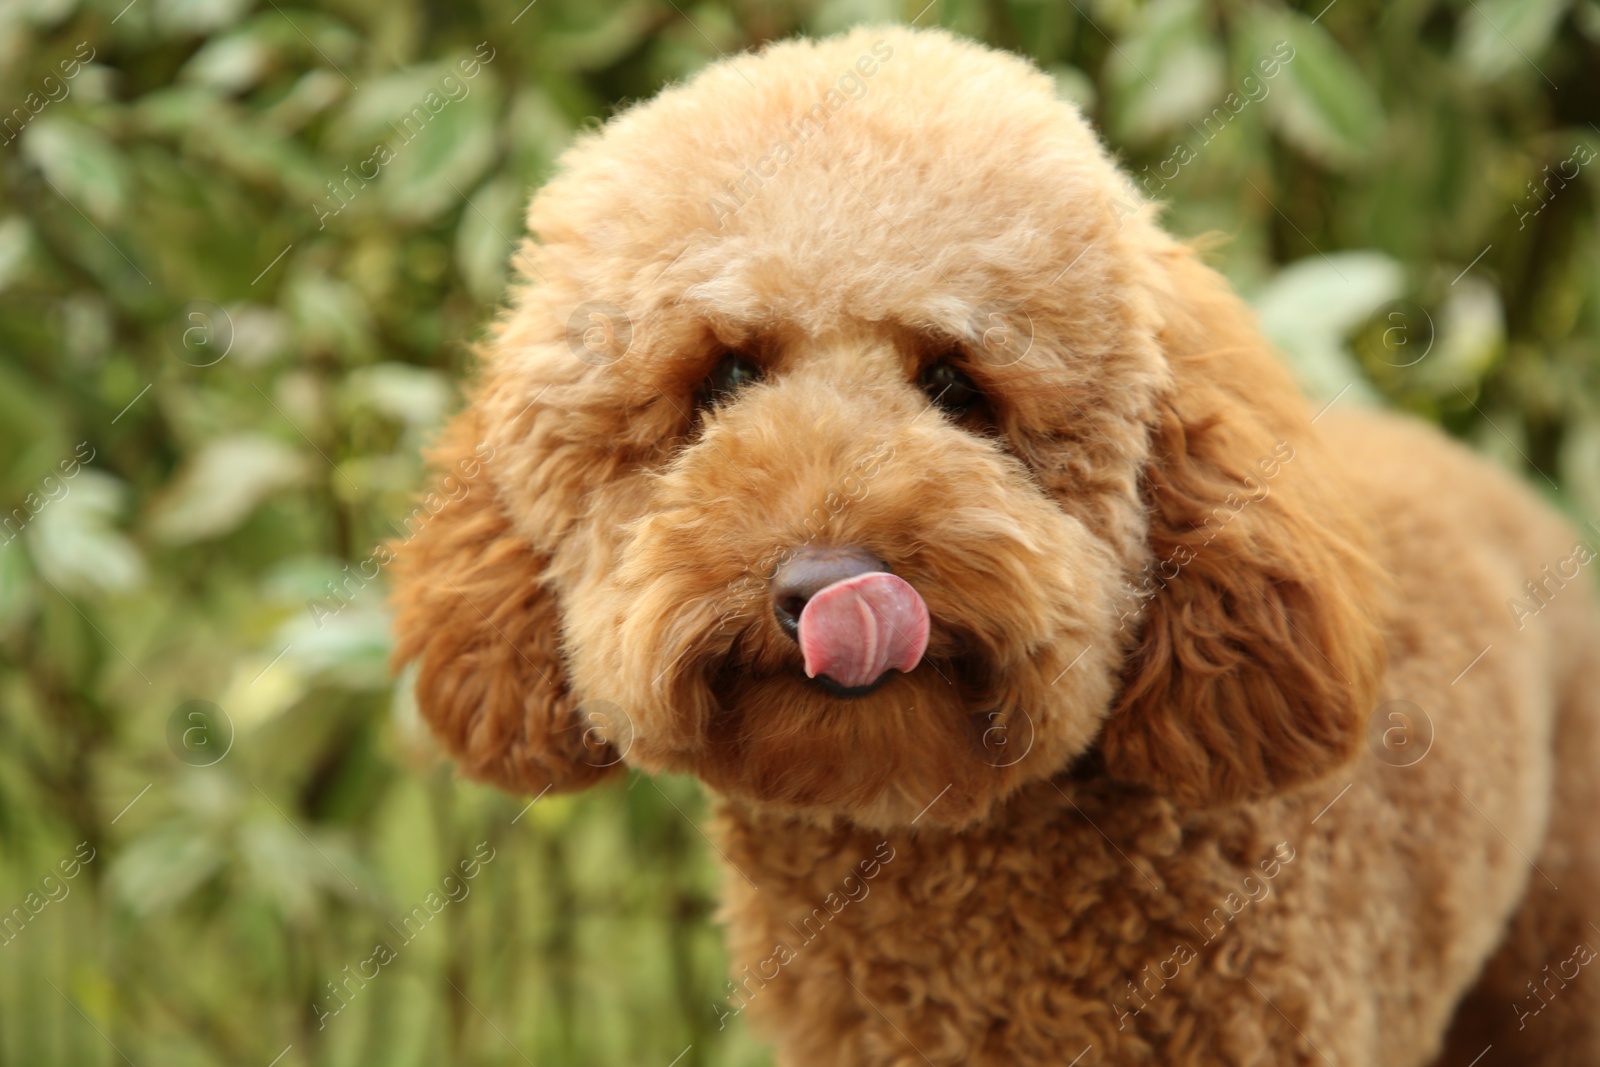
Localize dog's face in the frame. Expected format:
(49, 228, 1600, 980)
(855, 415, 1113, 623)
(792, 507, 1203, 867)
(391, 28, 1387, 830)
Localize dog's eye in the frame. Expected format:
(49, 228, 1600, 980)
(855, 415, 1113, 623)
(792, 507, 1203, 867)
(697, 352, 762, 408)
(920, 360, 981, 414)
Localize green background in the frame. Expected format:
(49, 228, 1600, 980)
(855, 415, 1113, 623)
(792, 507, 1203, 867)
(0, 0, 1596, 1063)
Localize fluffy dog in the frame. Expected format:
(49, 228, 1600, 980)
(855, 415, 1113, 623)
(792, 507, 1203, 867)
(390, 26, 1600, 1066)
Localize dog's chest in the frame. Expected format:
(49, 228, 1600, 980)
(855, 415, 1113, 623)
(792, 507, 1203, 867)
(712, 784, 1299, 1064)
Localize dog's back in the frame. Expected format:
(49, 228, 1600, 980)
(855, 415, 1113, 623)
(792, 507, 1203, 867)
(1323, 408, 1600, 1067)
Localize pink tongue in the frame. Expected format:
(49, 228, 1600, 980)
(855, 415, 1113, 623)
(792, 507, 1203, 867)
(798, 572, 930, 689)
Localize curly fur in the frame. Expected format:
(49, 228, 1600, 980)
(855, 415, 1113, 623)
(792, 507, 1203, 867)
(390, 26, 1600, 1066)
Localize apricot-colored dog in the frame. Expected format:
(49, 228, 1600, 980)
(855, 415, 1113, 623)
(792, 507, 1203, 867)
(391, 26, 1600, 1066)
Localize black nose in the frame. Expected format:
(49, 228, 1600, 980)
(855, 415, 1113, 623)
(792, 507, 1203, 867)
(770, 545, 887, 641)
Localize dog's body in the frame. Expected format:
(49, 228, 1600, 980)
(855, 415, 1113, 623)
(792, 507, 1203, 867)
(391, 27, 1600, 1066)
(719, 410, 1600, 1066)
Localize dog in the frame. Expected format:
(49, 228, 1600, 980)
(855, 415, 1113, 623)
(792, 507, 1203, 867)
(390, 26, 1600, 1066)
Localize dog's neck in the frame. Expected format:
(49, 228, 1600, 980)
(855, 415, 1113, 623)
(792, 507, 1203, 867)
(709, 758, 1235, 913)
(705, 766, 1286, 1055)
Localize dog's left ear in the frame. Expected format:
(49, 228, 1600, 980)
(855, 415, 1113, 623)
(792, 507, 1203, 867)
(1100, 244, 1388, 808)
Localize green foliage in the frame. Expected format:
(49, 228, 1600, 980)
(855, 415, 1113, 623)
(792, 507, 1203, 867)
(0, 0, 1596, 1062)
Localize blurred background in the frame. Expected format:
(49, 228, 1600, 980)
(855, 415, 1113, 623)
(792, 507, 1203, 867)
(0, 0, 1596, 1063)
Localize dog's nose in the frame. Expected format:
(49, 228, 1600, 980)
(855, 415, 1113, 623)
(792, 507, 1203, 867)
(770, 545, 886, 641)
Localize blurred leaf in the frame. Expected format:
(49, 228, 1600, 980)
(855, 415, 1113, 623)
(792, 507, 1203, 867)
(539, 2, 666, 71)
(261, 68, 347, 134)
(381, 91, 499, 224)
(1579, 0, 1600, 41)
(277, 605, 394, 689)
(454, 175, 522, 303)
(239, 818, 356, 921)
(15, 0, 76, 26)
(1457, 0, 1570, 82)
(1049, 64, 1097, 112)
(225, 304, 292, 368)
(23, 118, 129, 222)
(370, 771, 438, 906)
(811, 0, 903, 35)
(179, 29, 276, 94)
(0, 217, 34, 294)
(109, 822, 228, 918)
(388, 659, 430, 769)
(1107, 0, 1225, 145)
(147, 433, 308, 545)
(1257, 10, 1385, 169)
(216, 645, 308, 731)
(1251, 250, 1402, 401)
(330, 62, 470, 147)
(0, 541, 35, 631)
(1562, 416, 1600, 520)
(344, 363, 451, 428)
(27, 469, 146, 595)
(285, 268, 374, 356)
(1416, 279, 1505, 393)
(60, 293, 112, 366)
(155, 0, 253, 34)
(504, 85, 575, 177)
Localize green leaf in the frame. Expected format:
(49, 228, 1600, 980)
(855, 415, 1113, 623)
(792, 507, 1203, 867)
(180, 29, 277, 94)
(1562, 415, 1600, 521)
(1413, 279, 1505, 395)
(155, 0, 253, 35)
(328, 63, 470, 152)
(277, 605, 394, 689)
(285, 268, 374, 356)
(22, 118, 129, 222)
(146, 433, 308, 545)
(1106, 0, 1226, 145)
(539, 2, 670, 71)
(811, 0, 903, 36)
(0, 217, 34, 293)
(1256, 10, 1384, 169)
(1457, 0, 1570, 82)
(1049, 64, 1097, 113)
(380, 90, 499, 224)
(1250, 250, 1402, 402)
(109, 822, 229, 918)
(343, 363, 452, 428)
(240, 817, 364, 920)
(454, 175, 522, 304)
(27, 469, 146, 595)
(0, 538, 36, 631)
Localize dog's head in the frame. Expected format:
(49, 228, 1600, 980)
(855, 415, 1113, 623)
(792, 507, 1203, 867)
(390, 27, 1386, 829)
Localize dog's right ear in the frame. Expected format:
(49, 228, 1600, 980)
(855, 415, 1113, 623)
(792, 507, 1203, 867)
(1098, 243, 1388, 808)
(388, 410, 620, 796)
